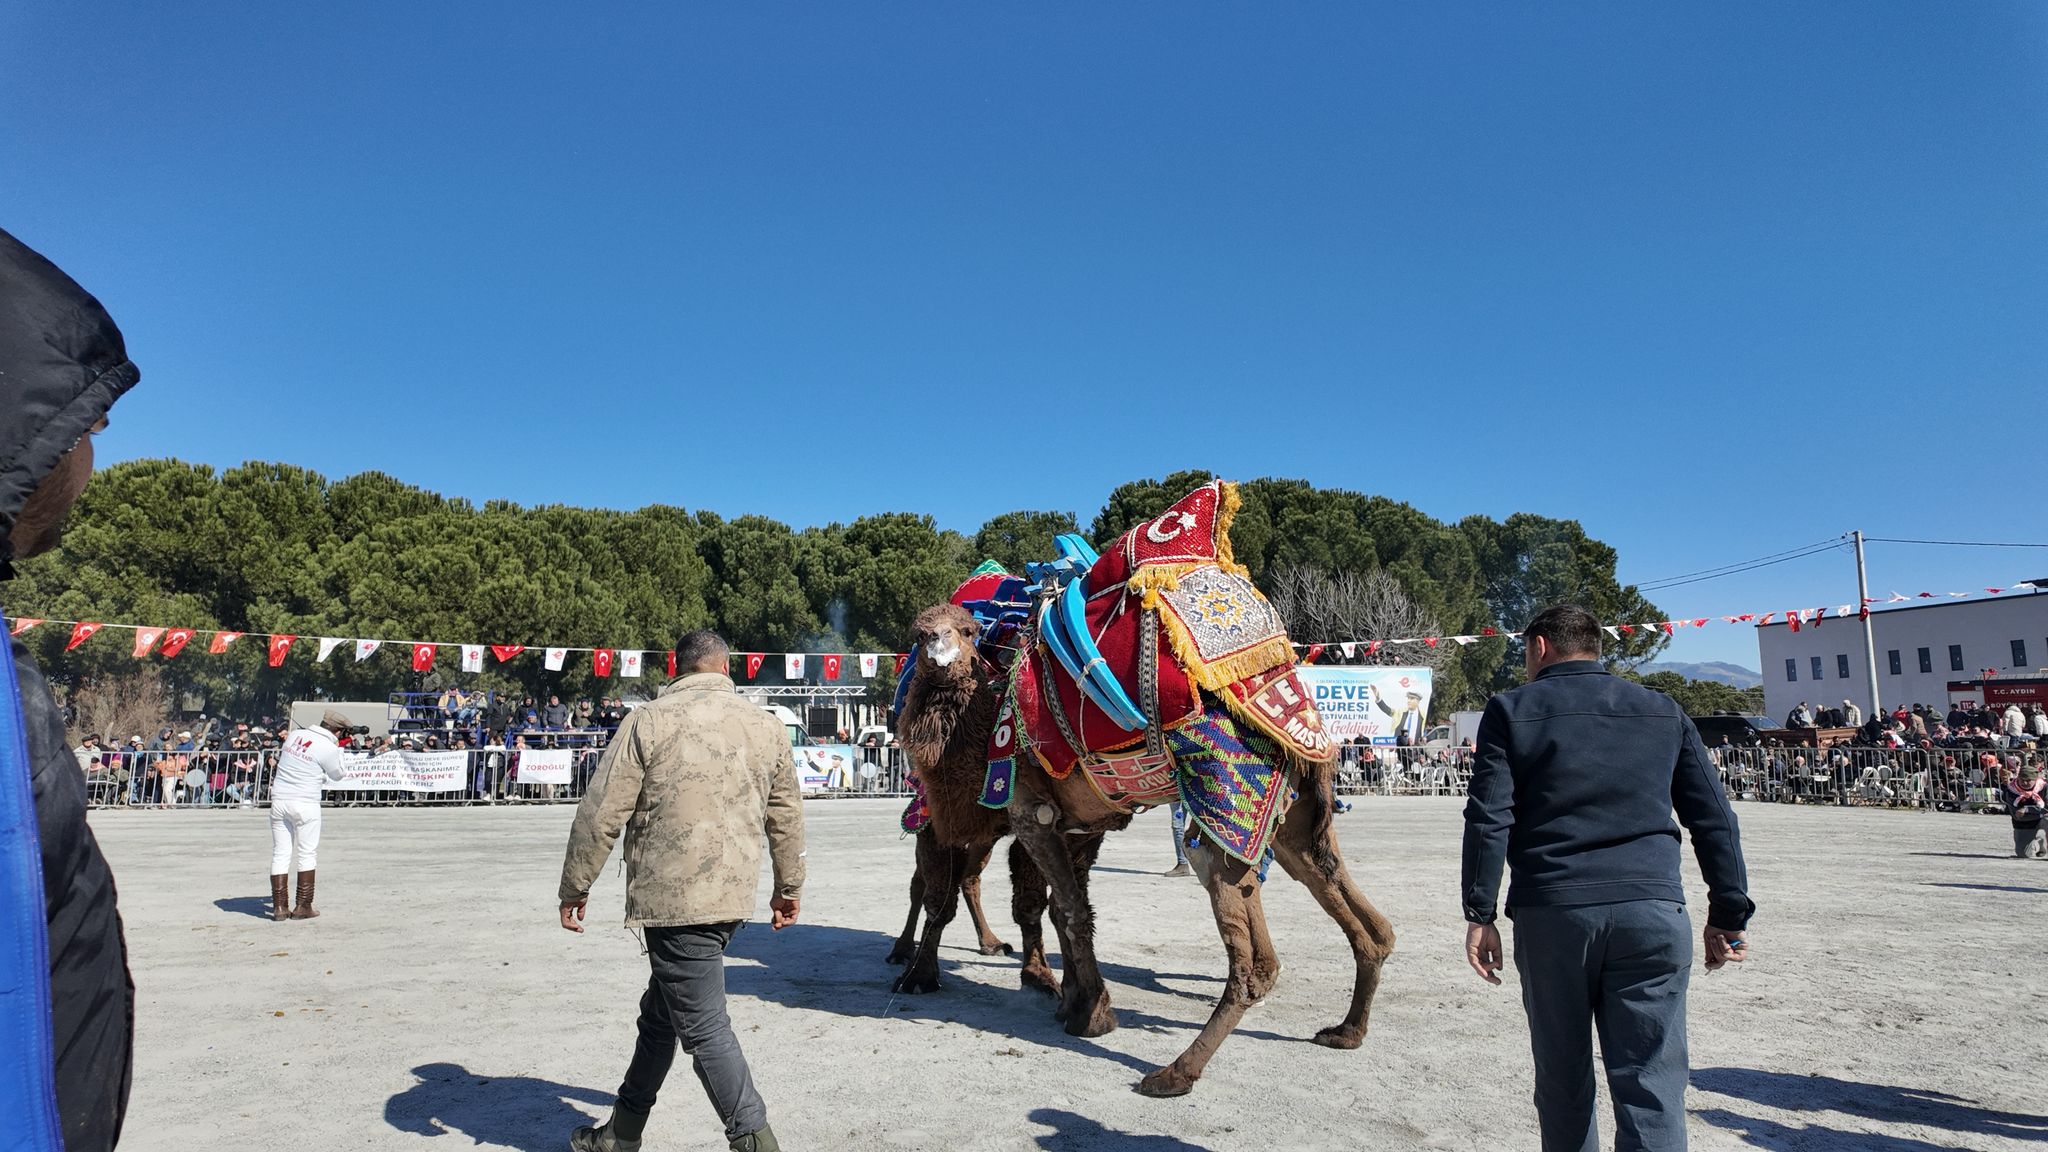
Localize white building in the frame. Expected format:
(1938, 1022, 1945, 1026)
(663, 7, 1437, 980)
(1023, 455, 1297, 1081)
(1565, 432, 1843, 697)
(1756, 589, 2048, 723)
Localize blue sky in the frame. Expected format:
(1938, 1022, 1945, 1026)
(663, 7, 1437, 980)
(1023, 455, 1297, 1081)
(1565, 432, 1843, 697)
(5, 3, 2044, 668)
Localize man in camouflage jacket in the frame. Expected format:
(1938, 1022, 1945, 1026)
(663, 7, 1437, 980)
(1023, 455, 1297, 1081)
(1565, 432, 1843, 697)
(558, 630, 805, 1152)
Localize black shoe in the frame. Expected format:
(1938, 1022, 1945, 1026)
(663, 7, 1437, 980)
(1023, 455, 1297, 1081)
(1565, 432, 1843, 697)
(568, 1121, 640, 1152)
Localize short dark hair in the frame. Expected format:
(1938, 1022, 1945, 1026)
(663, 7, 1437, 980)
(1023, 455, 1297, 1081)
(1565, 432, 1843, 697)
(675, 629, 731, 673)
(1524, 604, 1602, 659)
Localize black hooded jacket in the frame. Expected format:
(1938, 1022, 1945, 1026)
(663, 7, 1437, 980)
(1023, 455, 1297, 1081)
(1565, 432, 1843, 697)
(2, 226, 137, 1151)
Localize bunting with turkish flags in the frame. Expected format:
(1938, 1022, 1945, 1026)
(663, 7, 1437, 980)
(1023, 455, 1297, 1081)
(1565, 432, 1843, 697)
(491, 645, 525, 663)
(461, 645, 485, 673)
(822, 654, 842, 679)
(210, 631, 243, 654)
(159, 628, 194, 658)
(9, 618, 41, 637)
(411, 643, 436, 672)
(132, 627, 164, 658)
(1302, 644, 1325, 664)
(744, 653, 765, 679)
(66, 622, 102, 651)
(592, 649, 615, 677)
(267, 634, 296, 667)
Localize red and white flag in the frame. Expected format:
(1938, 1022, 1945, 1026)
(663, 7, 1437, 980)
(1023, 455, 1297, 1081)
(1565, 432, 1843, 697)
(411, 643, 436, 672)
(859, 653, 880, 678)
(66, 622, 103, 651)
(8, 618, 42, 636)
(132, 627, 165, 659)
(619, 650, 643, 678)
(1364, 641, 1382, 657)
(1340, 642, 1357, 660)
(159, 628, 194, 658)
(315, 637, 346, 663)
(744, 653, 765, 679)
(1602, 626, 1621, 640)
(592, 649, 615, 677)
(784, 653, 806, 680)
(354, 639, 381, 662)
(544, 647, 568, 671)
(461, 645, 485, 673)
(822, 654, 842, 679)
(665, 650, 677, 678)
(491, 645, 526, 663)
(267, 634, 296, 667)
(209, 631, 243, 654)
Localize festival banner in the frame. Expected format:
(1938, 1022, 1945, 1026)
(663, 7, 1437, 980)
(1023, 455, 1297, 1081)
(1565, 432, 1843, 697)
(1294, 666, 1435, 746)
(619, 650, 643, 678)
(159, 628, 194, 658)
(544, 647, 567, 671)
(325, 749, 468, 793)
(793, 744, 860, 793)
(354, 639, 381, 662)
(514, 748, 574, 785)
(460, 644, 485, 673)
(132, 628, 164, 659)
(860, 653, 880, 678)
(785, 653, 806, 679)
(316, 637, 345, 663)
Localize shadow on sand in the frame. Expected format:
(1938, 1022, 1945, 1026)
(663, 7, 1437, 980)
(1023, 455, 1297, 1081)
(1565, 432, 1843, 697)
(213, 896, 275, 920)
(1905, 851, 2022, 861)
(1693, 1068, 2048, 1148)
(383, 1062, 610, 1152)
(1924, 881, 2048, 895)
(1028, 1108, 1217, 1150)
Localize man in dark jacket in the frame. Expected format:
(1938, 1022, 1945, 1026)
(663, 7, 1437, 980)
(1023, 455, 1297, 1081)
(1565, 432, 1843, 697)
(0, 226, 138, 1151)
(1462, 605, 1753, 1152)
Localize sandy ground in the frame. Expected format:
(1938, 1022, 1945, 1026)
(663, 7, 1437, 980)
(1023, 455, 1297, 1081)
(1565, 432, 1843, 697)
(90, 798, 2047, 1152)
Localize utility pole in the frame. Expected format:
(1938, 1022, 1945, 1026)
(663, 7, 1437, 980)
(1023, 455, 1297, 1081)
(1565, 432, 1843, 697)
(1854, 530, 1881, 717)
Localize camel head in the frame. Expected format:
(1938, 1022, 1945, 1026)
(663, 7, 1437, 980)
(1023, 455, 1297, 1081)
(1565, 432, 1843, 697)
(909, 603, 981, 681)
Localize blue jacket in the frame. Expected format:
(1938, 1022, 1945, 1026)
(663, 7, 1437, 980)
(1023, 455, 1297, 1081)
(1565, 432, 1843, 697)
(1461, 660, 1754, 931)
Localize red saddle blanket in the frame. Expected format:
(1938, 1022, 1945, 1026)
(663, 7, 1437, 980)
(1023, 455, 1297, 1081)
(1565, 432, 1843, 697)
(1016, 480, 1335, 778)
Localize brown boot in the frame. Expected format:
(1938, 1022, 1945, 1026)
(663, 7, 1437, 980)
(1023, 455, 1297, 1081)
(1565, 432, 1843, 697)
(270, 874, 291, 922)
(289, 869, 320, 919)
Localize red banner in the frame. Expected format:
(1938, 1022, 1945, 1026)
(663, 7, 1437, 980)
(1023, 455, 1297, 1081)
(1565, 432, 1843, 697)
(159, 628, 194, 659)
(8, 617, 41, 637)
(744, 653, 764, 679)
(411, 643, 436, 671)
(267, 634, 296, 667)
(823, 654, 842, 679)
(209, 631, 242, 654)
(666, 650, 677, 678)
(65, 622, 102, 651)
(132, 627, 164, 658)
(490, 645, 526, 663)
(592, 649, 615, 677)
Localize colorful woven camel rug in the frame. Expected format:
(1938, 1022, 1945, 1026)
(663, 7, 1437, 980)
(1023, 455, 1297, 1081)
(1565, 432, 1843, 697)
(900, 770, 931, 834)
(1168, 702, 1289, 865)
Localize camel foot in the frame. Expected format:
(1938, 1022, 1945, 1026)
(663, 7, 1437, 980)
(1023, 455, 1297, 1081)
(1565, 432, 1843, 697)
(1311, 1023, 1366, 1050)
(1020, 962, 1060, 997)
(884, 941, 916, 965)
(1136, 1064, 1197, 1098)
(977, 940, 1015, 957)
(1064, 995, 1118, 1039)
(891, 968, 941, 995)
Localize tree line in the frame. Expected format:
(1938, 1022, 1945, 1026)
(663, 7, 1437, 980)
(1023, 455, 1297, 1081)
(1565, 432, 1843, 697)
(9, 460, 1695, 720)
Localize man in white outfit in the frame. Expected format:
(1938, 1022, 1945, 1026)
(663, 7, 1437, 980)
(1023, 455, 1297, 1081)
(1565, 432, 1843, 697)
(270, 710, 350, 921)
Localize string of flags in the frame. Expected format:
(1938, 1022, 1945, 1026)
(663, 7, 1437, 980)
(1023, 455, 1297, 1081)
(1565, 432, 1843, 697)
(2, 616, 908, 681)
(5, 579, 2035, 675)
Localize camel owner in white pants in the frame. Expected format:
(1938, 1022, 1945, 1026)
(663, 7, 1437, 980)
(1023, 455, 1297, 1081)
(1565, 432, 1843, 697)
(269, 711, 350, 921)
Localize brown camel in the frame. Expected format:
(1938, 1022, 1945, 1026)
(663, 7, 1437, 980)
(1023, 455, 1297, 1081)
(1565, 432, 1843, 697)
(1008, 702, 1396, 1097)
(889, 603, 1101, 997)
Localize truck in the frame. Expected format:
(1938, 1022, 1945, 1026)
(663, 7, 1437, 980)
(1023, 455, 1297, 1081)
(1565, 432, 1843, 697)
(1422, 710, 1485, 750)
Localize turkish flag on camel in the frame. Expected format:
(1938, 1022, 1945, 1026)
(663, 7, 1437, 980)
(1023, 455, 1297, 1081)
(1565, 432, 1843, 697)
(65, 622, 102, 651)
(411, 643, 436, 671)
(267, 634, 296, 667)
(159, 628, 194, 658)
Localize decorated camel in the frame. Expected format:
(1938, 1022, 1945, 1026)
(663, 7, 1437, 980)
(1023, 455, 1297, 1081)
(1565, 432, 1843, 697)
(886, 567, 1108, 999)
(904, 481, 1397, 1096)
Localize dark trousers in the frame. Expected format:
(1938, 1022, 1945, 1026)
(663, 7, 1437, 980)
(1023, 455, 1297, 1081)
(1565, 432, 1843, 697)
(1511, 901, 1692, 1152)
(615, 922, 766, 1143)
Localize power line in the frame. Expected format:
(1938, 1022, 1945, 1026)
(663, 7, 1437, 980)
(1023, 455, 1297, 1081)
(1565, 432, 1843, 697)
(1634, 537, 1850, 593)
(1864, 537, 2048, 549)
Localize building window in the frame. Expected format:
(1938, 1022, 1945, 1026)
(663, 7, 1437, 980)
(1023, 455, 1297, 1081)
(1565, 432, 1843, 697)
(1918, 648, 1932, 674)
(1887, 650, 1901, 676)
(1836, 654, 1850, 679)
(1811, 656, 1825, 681)
(1786, 658, 1798, 682)
(2015, 639, 2030, 668)
(1949, 644, 1964, 672)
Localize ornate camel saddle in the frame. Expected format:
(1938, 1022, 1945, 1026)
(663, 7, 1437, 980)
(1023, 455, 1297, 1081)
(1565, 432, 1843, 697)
(997, 481, 1337, 863)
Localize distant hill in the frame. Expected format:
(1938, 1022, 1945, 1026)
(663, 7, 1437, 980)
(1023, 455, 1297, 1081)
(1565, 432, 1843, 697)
(1640, 661, 1762, 688)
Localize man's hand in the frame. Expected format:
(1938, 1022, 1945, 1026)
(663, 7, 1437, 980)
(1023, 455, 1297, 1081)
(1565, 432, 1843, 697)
(1465, 922, 1503, 985)
(770, 895, 800, 931)
(1704, 925, 1749, 971)
(559, 900, 586, 934)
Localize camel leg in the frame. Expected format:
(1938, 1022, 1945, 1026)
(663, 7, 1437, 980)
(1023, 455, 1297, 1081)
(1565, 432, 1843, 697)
(1009, 807, 1117, 1038)
(1269, 794, 1396, 1049)
(891, 831, 965, 995)
(1138, 838, 1271, 1098)
(1009, 839, 1060, 997)
(960, 840, 1013, 956)
(885, 829, 932, 965)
